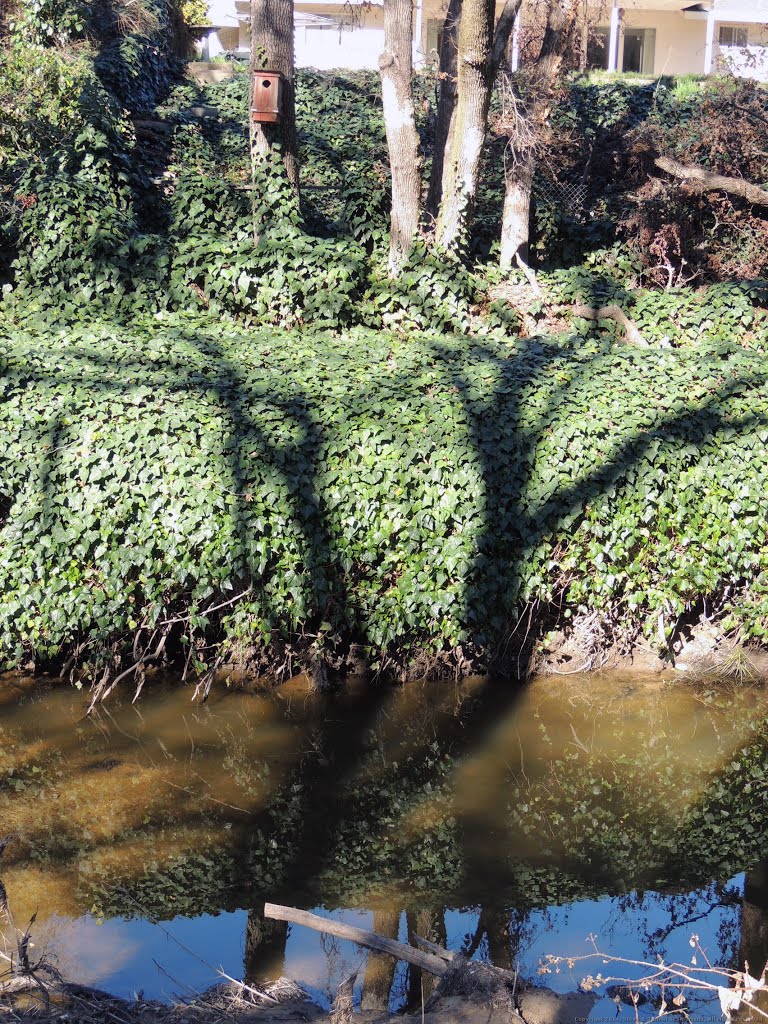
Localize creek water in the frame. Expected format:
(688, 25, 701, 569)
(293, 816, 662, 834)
(1, 671, 767, 1017)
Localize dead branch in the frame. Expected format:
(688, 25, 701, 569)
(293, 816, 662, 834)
(515, 253, 543, 295)
(542, 937, 768, 1024)
(569, 303, 649, 348)
(655, 156, 768, 207)
(413, 934, 457, 961)
(0, 975, 45, 996)
(264, 904, 520, 992)
(263, 903, 449, 976)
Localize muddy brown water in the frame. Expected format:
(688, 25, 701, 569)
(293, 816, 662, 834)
(0, 671, 767, 1017)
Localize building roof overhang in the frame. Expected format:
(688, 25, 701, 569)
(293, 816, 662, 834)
(593, 0, 766, 17)
(713, 0, 768, 23)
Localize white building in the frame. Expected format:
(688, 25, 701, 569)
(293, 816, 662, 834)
(599, 0, 768, 79)
(202, 0, 768, 81)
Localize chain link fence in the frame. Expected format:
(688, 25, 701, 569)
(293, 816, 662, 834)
(533, 175, 589, 216)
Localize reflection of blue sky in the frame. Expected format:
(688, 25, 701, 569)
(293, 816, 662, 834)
(29, 914, 142, 988)
(52, 877, 744, 1018)
(55, 912, 250, 1001)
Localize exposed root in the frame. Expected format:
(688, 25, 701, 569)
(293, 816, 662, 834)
(568, 302, 649, 347)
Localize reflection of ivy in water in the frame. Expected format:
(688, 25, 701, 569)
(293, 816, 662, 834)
(84, 848, 238, 920)
(311, 739, 463, 903)
(499, 698, 768, 900)
(80, 693, 768, 923)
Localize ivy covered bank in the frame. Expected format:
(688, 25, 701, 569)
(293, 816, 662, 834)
(3, 2, 768, 696)
(2, 319, 768, 694)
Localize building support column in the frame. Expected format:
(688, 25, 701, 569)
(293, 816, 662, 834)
(704, 3, 716, 74)
(607, 2, 621, 72)
(510, 10, 521, 71)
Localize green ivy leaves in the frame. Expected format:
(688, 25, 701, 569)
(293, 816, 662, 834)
(1, 318, 768, 678)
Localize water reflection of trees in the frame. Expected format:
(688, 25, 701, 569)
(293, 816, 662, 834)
(4, 676, 768, 1002)
(242, 878, 768, 1015)
(232, 676, 768, 1006)
(740, 864, 768, 980)
(4, 296, 768, 1001)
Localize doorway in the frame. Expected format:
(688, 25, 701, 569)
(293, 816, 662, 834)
(622, 27, 656, 73)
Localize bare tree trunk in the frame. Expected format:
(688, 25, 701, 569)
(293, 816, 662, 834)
(244, 910, 289, 984)
(249, 0, 299, 190)
(405, 908, 446, 1010)
(499, 0, 576, 268)
(579, 0, 588, 71)
(380, 0, 422, 275)
(491, 0, 524, 72)
(425, 0, 462, 221)
(361, 910, 401, 1010)
(435, 0, 495, 252)
(433, 0, 522, 252)
(500, 151, 534, 267)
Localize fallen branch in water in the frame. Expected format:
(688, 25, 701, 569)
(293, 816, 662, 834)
(413, 933, 457, 961)
(264, 901, 520, 1015)
(264, 903, 450, 976)
(265, 902, 524, 1021)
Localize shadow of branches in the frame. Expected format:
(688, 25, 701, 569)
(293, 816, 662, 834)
(3, 321, 768, 700)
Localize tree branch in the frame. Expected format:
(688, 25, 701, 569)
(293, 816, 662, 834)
(491, 0, 522, 74)
(570, 303, 650, 348)
(655, 155, 768, 207)
(264, 904, 450, 976)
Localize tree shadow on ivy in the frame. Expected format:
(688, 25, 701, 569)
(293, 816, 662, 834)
(12, 322, 768, 700)
(7, 321, 768, 996)
(425, 333, 768, 678)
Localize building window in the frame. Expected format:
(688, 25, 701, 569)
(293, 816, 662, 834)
(719, 25, 749, 48)
(622, 27, 656, 74)
(426, 18, 444, 58)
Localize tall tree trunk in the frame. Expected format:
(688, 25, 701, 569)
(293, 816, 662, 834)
(500, 150, 534, 267)
(499, 0, 575, 268)
(380, 0, 422, 275)
(491, 0, 524, 72)
(249, 0, 299, 190)
(434, 0, 522, 253)
(535, 1, 574, 88)
(425, 0, 462, 221)
(244, 909, 289, 984)
(361, 910, 401, 1010)
(435, 0, 494, 253)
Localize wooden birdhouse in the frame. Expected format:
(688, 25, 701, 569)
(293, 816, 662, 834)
(251, 70, 285, 124)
